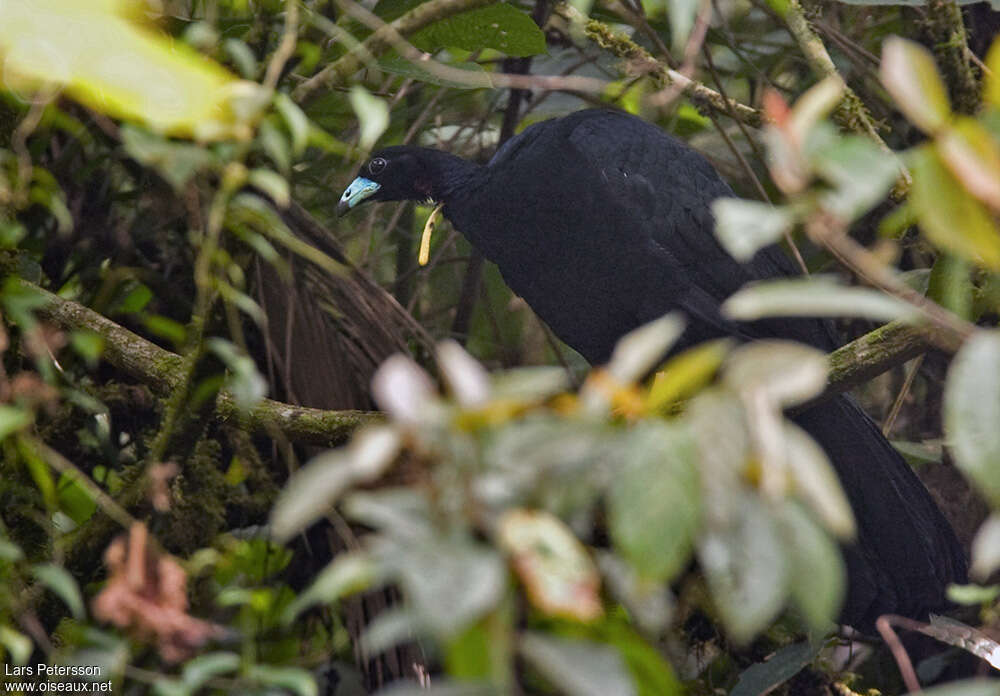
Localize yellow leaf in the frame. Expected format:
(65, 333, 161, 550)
(880, 36, 951, 134)
(0, 0, 265, 140)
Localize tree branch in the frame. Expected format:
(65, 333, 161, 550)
(12, 277, 381, 448)
(562, 4, 764, 128)
(292, 0, 496, 102)
(10, 275, 963, 445)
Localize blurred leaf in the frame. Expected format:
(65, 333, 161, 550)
(498, 509, 602, 621)
(0, 626, 32, 665)
(938, 117, 1000, 212)
(782, 423, 855, 538)
(948, 583, 1000, 605)
(724, 341, 828, 407)
(395, 540, 506, 636)
(271, 426, 401, 541)
(372, 354, 440, 426)
(730, 639, 823, 696)
(412, 5, 546, 57)
(988, 38, 1000, 107)
(121, 127, 216, 190)
(246, 665, 317, 696)
(144, 315, 187, 347)
(928, 254, 974, 319)
(344, 489, 433, 541)
(789, 76, 845, 143)
(778, 502, 844, 631)
(698, 497, 788, 644)
(597, 553, 673, 635)
(274, 93, 310, 156)
(248, 168, 289, 208)
(944, 331, 1000, 506)
(181, 652, 240, 690)
(0, 0, 264, 139)
(349, 86, 389, 151)
(910, 146, 1000, 268)
(223, 39, 257, 79)
(0, 537, 24, 563)
(284, 552, 377, 623)
(520, 633, 636, 696)
(57, 472, 97, 526)
(206, 337, 267, 411)
(666, 0, 699, 52)
(33, 564, 85, 619)
(0, 405, 32, 442)
(609, 424, 700, 582)
(438, 339, 491, 408)
(70, 330, 104, 367)
(812, 135, 900, 219)
(722, 277, 919, 322)
(880, 36, 951, 134)
(647, 339, 731, 412)
(712, 199, 795, 262)
(972, 513, 1000, 579)
(605, 313, 685, 384)
(915, 680, 1000, 696)
(360, 608, 421, 655)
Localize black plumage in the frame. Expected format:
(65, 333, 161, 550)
(338, 108, 966, 631)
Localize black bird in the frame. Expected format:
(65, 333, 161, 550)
(337, 108, 966, 631)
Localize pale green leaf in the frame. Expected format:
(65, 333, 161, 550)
(520, 633, 636, 696)
(880, 36, 951, 134)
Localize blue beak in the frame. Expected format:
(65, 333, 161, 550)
(337, 177, 381, 216)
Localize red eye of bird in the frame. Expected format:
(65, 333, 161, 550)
(368, 157, 387, 175)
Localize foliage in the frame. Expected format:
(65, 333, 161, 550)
(0, 0, 998, 694)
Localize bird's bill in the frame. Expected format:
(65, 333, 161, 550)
(337, 177, 380, 216)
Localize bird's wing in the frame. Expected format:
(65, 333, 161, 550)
(562, 110, 837, 350)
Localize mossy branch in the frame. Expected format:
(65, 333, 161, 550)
(564, 5, 764, 128)
(782, 0, 899, 167)
(923, 0, 980, 114)
(12, 276, 959, 442)
(13, 277, 381, 448)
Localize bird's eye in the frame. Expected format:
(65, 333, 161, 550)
(368, 157, 387, 175)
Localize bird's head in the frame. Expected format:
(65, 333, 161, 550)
(337, 147, 436, 216)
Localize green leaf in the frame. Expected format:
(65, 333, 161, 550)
(70, 330, 104, 367)
(731, 640, 823, 696)
(206, 337, 267, 411)
(248, 168, 289, 208)
(271, 427, 401, 542)
(945, 331, 1000, 506)
(988, 38, 1000, 107)
(972, 513, 1000, 580)
(411, 4, 546, 57)
(223, 39, 258, 79)
(246, 665, 317, 696)
(283, 552, 377, 622)
(698, 497, 788, 644)
(722, 276, 920, 323)
(609, 424, 700, 582)
(778, 503, 845, 631)
(275, 93, 310, 156)
(916, 680, 1000, 696)
(0, 405, 32, 442)
(33, 564, 85, 619)
(0, 626, 32, 665)
(880, 36, 951, 133)
(182, 652, 240, 690)
(712, 199, 795, 262)
(911, 146, 1000, 269)
(0, 538, 24, 563)
(349, 86, 389, 152)
(0, 0, 264, 139)
(520, 633, 636, 696)
(57, 472, 97, 526)
(812, 135, 900, 220)
(947, 583, 1000, 606)
(937, 117, 1000, 211)
(396, 540, 506, 637)
(121, 127, 217, 190)
(605, 314, 685, 385)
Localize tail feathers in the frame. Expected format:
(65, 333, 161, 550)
(793, 395, 967, 632)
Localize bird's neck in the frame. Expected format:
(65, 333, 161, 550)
(419, 149, 486, 203)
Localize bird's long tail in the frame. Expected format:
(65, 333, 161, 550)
(793, 395, 967, 631)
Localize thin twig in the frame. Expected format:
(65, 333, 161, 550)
(876, 615, 922, 693)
